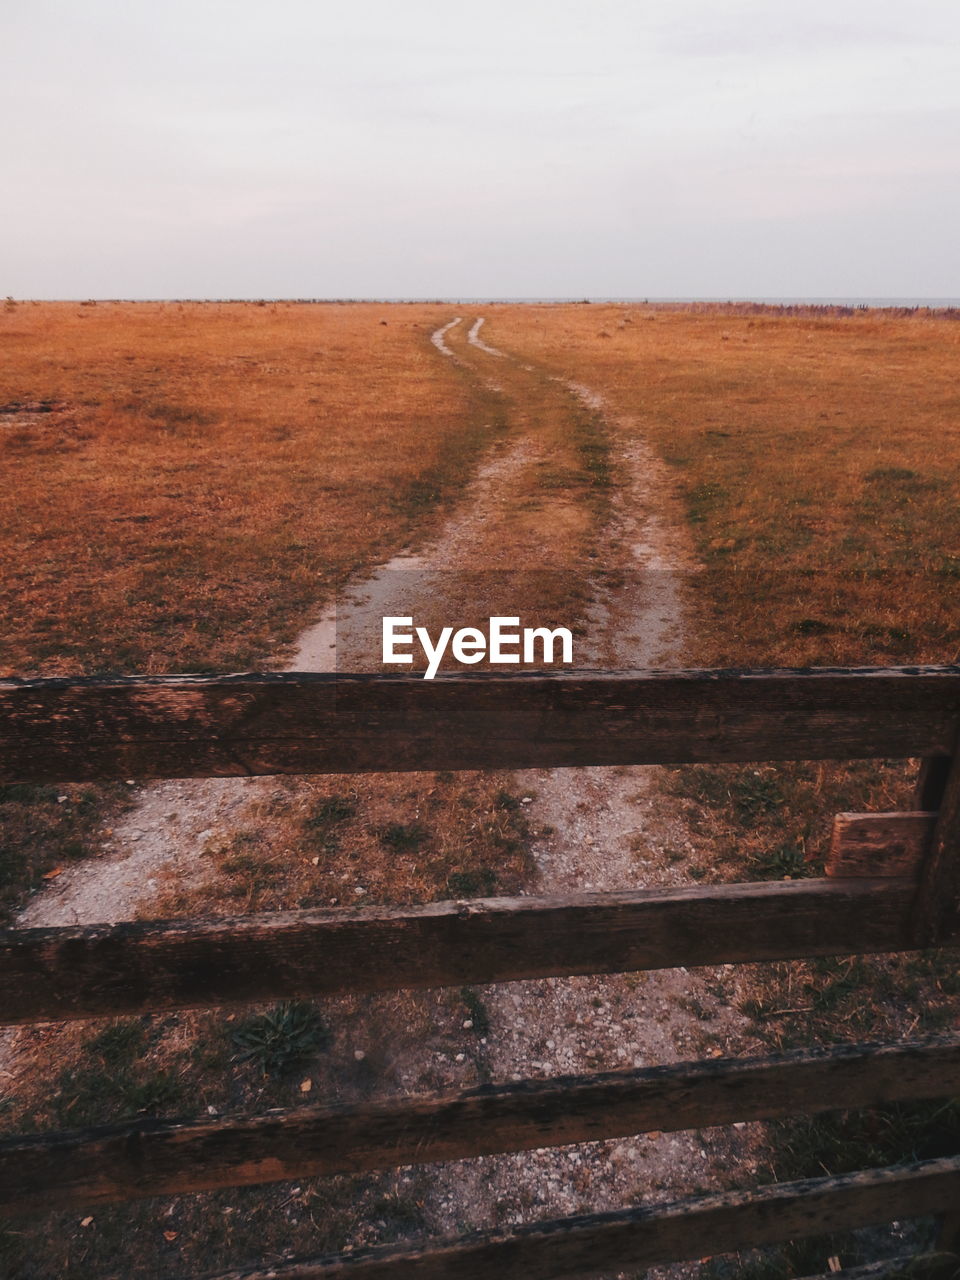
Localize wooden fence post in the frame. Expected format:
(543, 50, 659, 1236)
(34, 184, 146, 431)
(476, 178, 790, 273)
(916, 755, 953, 811)
(911, 749, 960, 947)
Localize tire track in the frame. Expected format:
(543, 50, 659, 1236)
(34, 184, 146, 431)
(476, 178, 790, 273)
(3, 317, 759, 1279)
(418, 321, 759, 1275)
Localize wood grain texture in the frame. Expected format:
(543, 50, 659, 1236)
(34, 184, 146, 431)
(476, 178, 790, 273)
(913, 753, 960, 946)
(916, 755, 954, 811)
(2, 1037, 958, 1215)
(3, 666, 960, 783)
(0, 878, 942, 1025)
(201, 1156, 960, 1280)
(827, 812, 935, 879)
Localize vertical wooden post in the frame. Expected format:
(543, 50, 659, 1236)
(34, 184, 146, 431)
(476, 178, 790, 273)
(911, 751, 960, 947)
(916, 756, 953, 812)
(937, 1208, 960, 1253)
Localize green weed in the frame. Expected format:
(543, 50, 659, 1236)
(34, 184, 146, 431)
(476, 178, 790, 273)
(231, 1001, 329, 1075)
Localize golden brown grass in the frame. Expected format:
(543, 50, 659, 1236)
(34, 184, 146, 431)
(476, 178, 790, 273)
(1, 300, 509, 918)
(486, 302, 960, 666)
(1, 301, 499, 676)
(154, 770, 536, 917)
(4, 303, 959, 1279)
(482, 304, 960, 1277)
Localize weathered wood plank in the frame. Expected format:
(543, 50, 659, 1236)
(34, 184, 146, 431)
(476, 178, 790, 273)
(3, 1037, 958, 1215)
(3, 667, 960, 783)
(827, 813, 935, 879)
(0, 879, 950, 1025)
(912, 752, 960, 946)
(916, 756, 953, 810)
(201, 1156, 960, 1279)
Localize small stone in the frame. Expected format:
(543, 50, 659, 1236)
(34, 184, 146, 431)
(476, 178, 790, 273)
(462, 1019, 473, 1029)
(57, 795, 68, 803)
(80, 1217, 94, 1228)
(521, 797, 533, 804)
(299, 1078, 312, 1093)
(354, 1049, 366, 1061)
(455, 1053, 465, 1063)
(353, 886, 366, 896)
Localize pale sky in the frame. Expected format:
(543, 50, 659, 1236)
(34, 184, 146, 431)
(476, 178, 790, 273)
(3, 0, 959, 298)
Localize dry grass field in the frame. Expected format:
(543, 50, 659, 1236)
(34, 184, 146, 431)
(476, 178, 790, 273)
(0, 301, 516, 917)
(2, 302, 958, 1279)
(488, 302, 960, 667)
(484, 303, 960, 1277)
(1, 301, 502, 678)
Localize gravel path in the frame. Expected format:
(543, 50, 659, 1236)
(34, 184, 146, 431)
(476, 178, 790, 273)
(5, 317, 761, 1278)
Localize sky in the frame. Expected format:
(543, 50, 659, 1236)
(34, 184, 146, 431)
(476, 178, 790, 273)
(3, 0, 959, 299)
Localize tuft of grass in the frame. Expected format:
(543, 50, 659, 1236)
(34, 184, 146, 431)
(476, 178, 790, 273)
(86, 1019, 147, 1066)
(730, 773, 787, 822)
(375, 822, 430, 852)
(747, 841, 809, 880)
(446, 867, 498, 897)
(231, 1002, 329, 1075)
(53, 1064, 182, 1128)
(770, 1099, 960, 1183)
(307, 794, 358, 827)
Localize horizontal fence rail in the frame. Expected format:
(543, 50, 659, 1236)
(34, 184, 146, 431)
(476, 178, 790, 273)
(200, 1156, 960, 1280)
(2, 664, 958, 1279)
(3, 1037, 957, 1216)
(3, 665, 960, 783)
(2, 878, 952, 1024)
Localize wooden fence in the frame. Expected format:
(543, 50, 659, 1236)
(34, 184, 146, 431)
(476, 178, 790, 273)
(1, 665, 959, 1279)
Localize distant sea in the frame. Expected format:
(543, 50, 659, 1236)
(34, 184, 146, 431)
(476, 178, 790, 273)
(391, 297, 960, 308)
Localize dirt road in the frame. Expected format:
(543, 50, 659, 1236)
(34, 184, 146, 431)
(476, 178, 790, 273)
(5, 316, 761, 1277)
